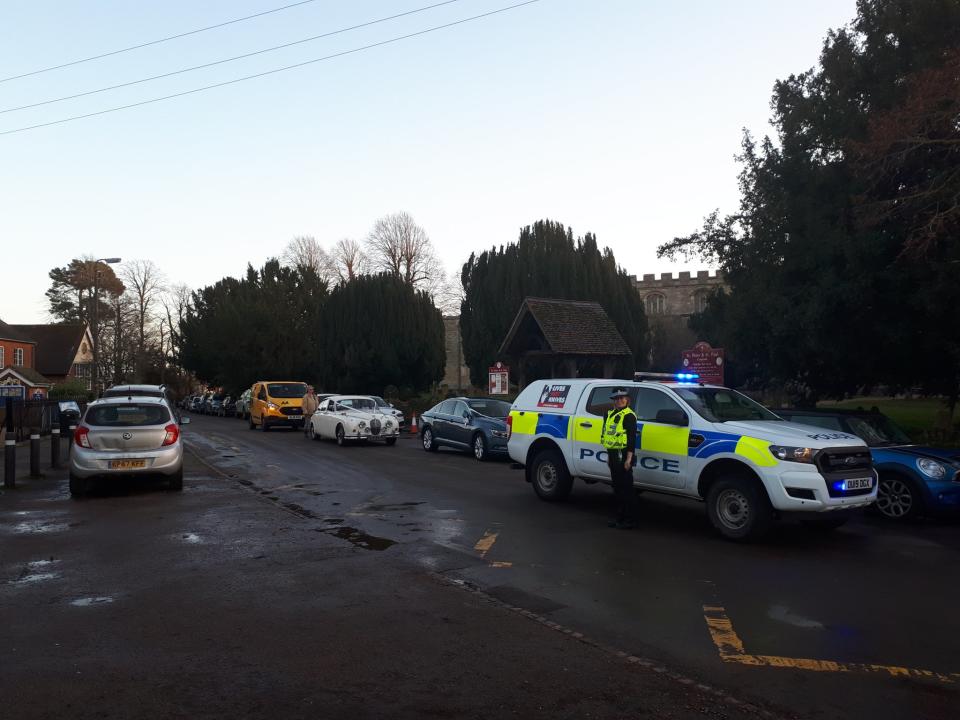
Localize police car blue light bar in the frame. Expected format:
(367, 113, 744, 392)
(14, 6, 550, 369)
(675, 373, 700, 381)
(633, 372, 701, 382)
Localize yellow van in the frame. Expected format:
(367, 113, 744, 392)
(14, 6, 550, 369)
(249, 380, 308, 432)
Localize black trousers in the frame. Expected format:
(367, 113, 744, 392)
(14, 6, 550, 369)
(607, 449, 639, 521)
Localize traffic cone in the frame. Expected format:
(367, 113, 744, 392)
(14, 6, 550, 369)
(409, 413, 418, 434)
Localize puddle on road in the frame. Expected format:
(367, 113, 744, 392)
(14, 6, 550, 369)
(317, 526, 396, 551)
(180, 533, 203, 544)
(11, 572, 59, 585)
(365, 502, 426, 512)
(12, 521, 71, 534)
(71, 596, 114, 607)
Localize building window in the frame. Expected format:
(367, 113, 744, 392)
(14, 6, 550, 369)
(0, 346, 4, 367)
(13, 347, 24, 365)
(645, 293, 666, 316)
(693, 290, 710, 314)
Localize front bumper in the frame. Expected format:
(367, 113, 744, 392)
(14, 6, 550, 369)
(768, 468, 879, 512)
(344, 428, 400, 441)
(70, 443, 183, 479)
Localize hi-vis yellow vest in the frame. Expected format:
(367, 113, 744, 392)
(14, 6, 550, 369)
(602, 407, 636, 450)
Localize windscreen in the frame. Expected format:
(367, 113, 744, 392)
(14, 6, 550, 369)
(846, 415, 911, 446)
(339, 398, 376, 411)
(86, 404, 170, 427)
(675, 388, 781, 423)
(267, 383, 307, 399)
(467, 399, 512, 418)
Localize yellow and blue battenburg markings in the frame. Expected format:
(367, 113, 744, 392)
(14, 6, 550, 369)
(510, 411, 779, 468)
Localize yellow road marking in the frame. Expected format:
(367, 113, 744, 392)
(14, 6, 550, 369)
(702, 605, 960, 685)
(474, 530, 498, 558)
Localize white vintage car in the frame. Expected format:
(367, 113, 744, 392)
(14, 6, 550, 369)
(308, 395, 400, 446)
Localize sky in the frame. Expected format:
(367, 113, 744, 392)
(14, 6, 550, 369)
(1, 0, 858, 323)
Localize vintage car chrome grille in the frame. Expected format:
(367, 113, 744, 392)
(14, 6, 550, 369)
(370, 418, 382, 436)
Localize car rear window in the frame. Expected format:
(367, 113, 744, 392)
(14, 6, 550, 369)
(103, 389, 164, 399)
(86, 404, 170, 427)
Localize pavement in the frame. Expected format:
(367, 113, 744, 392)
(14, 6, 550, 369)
(2, 416, 958, 719)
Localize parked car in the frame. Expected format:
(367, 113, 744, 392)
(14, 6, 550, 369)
(235, 389, 253, 419)
(199, 392, 216, 415)
(308, 395, 399, 446)
(207, 394, 225, 416)
(221, 396, 237, 417)
(189, 395, 204, 413)
(58, 400, 82, 426)
(420, 397, 512, 461)
(69, 395, 189, 496)
(775, 408, 960, 520)
(370, 396, 405, 429)
(249, 381, 308, 431)
(103, 383, 178, 413)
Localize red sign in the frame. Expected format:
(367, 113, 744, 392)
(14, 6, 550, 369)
(681, 342, 725, 385)
(488, 362, 509, 395)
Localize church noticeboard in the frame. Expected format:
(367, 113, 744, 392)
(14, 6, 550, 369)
(488, 362, 510, 395)
(682, 342, 724, 385)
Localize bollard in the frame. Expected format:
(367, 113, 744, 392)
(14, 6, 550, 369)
(51, 426, 61, 469)
(67, 425, 76, 458)
(30, 431, 41, 478)
(4, 403, 14, 489)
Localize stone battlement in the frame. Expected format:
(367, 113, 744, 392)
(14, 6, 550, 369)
(632, 269, 724, 288)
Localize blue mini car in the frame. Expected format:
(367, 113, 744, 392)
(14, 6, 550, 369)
(775, 408, 960, 521)
(420, 397, 512, 462)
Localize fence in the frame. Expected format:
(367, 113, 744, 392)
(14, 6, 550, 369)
(0, 398, 89, 442)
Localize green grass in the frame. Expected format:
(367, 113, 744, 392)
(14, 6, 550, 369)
(818, 396, 959, 445)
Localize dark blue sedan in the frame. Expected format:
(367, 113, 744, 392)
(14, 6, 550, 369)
(776, 408, 960, 521)
(420, 397, 512, 461)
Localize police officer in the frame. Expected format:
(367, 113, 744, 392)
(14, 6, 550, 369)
(602, 388, 639, 529)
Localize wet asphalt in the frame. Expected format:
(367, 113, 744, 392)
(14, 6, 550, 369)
(2, 414, 958, 719)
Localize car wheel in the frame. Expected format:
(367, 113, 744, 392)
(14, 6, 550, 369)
(260, 417, 270, 432)
(336, 425, 345, 446)
(249, 415, 256, 430)
(706, 475, 772, 541)
(531, 448, 573, 501)
(472, 433, 488, 462)
(168, 468, 184, 492)
(422, 426, 438, 452)
(308, 422, 318, 441)
(69, 473, 87, 498)
(876, 474, 923, 521)
(385, 438, 397, 446)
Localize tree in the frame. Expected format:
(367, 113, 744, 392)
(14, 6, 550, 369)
(365, 212, 439, 290)
(330, 238, 368, 284)
(460, 220, 649, 387)
(281, 236, 336, 285)
(319, 274, 445, 394)
(658, 0, 960, 409)
(120, 259, 166, 381)
(178, 260, 327, 392)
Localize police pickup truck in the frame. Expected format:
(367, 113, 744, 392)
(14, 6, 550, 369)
(507, 375, 877, 540)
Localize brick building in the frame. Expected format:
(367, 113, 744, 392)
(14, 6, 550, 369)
(632, 270, 726, 370)
(0, 319, 47, 401)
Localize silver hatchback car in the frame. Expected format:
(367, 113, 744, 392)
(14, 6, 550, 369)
(70, 396, 189, 497)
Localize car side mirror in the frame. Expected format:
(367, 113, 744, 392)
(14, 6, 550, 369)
(655, 409, 688, 426)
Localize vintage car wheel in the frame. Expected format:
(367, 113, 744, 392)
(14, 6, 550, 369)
(308, 422, 318, 441)
(336, 425, 345, 446)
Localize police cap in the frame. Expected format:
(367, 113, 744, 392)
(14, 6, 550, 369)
(609, 387, 630, 399)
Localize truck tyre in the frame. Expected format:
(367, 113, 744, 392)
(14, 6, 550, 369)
(531, 448, 573, 502)
(875, 473, 923, 521)
(706, 475, 772, 541)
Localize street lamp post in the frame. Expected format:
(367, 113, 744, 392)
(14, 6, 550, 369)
(91, 257, 121, 396)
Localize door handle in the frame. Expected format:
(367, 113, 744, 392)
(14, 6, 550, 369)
(579, 421, 593, 428)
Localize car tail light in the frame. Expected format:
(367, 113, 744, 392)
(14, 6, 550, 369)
(162, 423, 179, 446)
(74, 426, 91, 448)
(506, 414, 513, 439)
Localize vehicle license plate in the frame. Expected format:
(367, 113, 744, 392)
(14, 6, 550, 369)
(110, 459, 146, 469)
(844, 477, 872, 491)
(289, 414, 303, 420)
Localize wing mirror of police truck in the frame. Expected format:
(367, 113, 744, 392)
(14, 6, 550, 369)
(655, 409, 688, 427)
